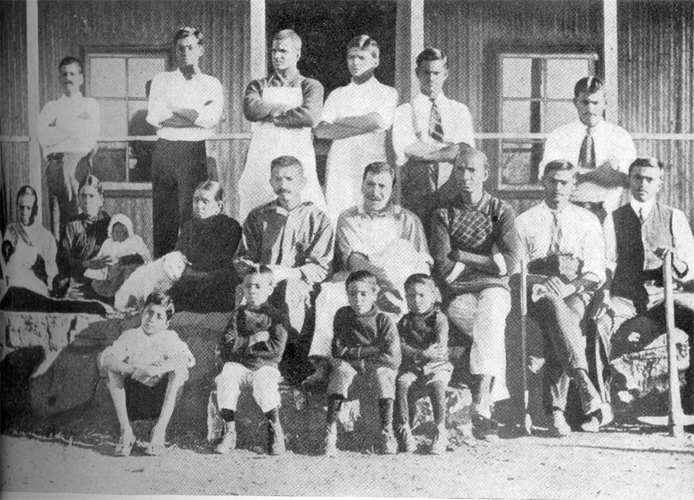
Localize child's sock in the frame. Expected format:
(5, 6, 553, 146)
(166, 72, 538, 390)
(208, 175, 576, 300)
(378, 398, 395, 432)
(220, 409, 235, 422)
(428, 381, 447, 427)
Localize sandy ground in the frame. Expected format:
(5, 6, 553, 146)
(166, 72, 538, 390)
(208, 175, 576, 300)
(2, 425, 694, 499)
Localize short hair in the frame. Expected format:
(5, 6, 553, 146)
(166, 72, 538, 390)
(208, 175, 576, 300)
(16, 185, 39, 220)
(404, 273, 438, 292)
(416, 47, 448, 70)
(270, 155, 304, 175)
(542, 160, 577, 179)
(347, 35, 379, 59)
(78, 175, 103, 197)
(455, 147, 489, 171)
(362, 161, 396, 185)
(273, 29, 302, 51)
(628, 157, 665, 175)
(58, 56, 83, 73)
(345, 269, 379, 290)
(244, 265, 275, 285)
(144, 291, 175, 321)
(194, 180, 224, 202)
(574, 76, 604, 98)
(173, 27, 203, 46)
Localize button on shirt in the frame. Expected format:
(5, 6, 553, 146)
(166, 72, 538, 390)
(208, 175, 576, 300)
(540, 120, 637, 213)
(38, 93, 100, 158)
(603, 197, 694, 281)
(99, 327, 196, 372)
(514, 202, 606, 283)
(392, 93, 475, 167)
(147, 69, 224, 141)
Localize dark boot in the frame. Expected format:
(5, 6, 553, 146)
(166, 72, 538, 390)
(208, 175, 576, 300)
(302, 357, 330, 393)
(379, 398, 397, 455)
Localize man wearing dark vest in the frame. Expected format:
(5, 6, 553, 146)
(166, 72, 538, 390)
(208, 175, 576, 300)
(593, 157, 694, 411)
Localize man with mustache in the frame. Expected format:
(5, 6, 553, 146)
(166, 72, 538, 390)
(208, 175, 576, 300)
(147, 27, 223, 257)
(593, 157, 694, 415)
(430, 147, 518, 441)
(235, 155, 334, 384)
(38, 56, 100, 239)
(303, 162, 431, 390)
(541, 77, 636, 222)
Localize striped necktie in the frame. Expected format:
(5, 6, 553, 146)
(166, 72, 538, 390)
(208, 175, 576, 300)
(578, 127, 596, 169)
(429, 98, 444, 142)
(549, 211, 562, 255)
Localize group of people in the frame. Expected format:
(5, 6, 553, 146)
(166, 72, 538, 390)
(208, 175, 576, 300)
(1, 26, 693, 458)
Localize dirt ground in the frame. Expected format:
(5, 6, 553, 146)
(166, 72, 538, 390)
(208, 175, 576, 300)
(2, 423, 694, 499)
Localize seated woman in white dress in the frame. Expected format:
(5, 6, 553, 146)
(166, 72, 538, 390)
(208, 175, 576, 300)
(1, 185, 58, 299)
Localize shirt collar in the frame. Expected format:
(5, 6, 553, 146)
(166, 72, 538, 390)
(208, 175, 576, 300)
(261, 198, 311, 215)
(60, 91, 84, 101)
(454, 191, 491, 211)
(270, 70, 302, 87)
(629, 197, 656, 219)
(349, 75, 378, 88)
(415, 92, 447, 105)
(356, 201, 402, 218)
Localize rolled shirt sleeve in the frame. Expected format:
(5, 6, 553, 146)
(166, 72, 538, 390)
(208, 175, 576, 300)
(672, 209, 694, 282)
(391, 103, 418, 167)
(146, 73, 174, 127)
(194, 77, 224, 129)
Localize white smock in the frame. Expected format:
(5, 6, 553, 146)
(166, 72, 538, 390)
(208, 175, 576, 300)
(238, 86, 325, 222)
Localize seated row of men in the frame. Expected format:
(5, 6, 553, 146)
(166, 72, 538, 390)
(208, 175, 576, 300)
(83, 147, 693, 457)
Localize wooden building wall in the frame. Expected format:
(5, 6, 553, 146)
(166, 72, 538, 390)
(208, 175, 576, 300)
(34, 0, 251, 250)
(1, 0, 31, 227)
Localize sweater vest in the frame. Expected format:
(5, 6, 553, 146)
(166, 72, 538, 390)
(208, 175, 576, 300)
(612, 202, 674, 307)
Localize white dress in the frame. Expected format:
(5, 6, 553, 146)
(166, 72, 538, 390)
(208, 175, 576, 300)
(322, 78, 398, 222)
(239, 86, 325, 222)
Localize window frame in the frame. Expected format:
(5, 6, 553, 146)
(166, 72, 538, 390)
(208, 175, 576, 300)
(82, 45, 172, 194)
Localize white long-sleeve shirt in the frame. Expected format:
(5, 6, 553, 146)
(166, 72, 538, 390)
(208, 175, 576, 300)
(38, 92, 100, 159)
(392, 92, 475, 167)
(147, 69, 223, 142)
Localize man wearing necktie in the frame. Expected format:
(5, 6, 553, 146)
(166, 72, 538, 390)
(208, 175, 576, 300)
(392, 48, 475, 231)
(514, 160, 609, 436)
(303, 162, 432, 390)
(541, 77, 637, 222)
(594, 157, 694, 414)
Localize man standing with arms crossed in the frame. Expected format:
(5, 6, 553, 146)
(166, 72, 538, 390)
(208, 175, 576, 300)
(39, 56, 100, 239)
(147, 27, 223, 257)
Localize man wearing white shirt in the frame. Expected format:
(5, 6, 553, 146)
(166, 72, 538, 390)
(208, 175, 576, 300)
(515, 160, 609, 435)
(593, 157, 694, 412)
(540, 77, 637, 222)
(315, 35, 398, 222)
(147, 27, 223, 257)
(392, 48, 475, 227)
(38, 56, 100, 239)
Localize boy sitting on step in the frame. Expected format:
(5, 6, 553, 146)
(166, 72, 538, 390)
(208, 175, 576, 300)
(214, 266, 289, 455)
(324, 270, 401, 456)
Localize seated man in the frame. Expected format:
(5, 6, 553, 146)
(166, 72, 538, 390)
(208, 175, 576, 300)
(214, 266, 289, 456)
(593, 157, 694, 411)
(235, 155, 334, 384)
(169, 180, 242, 313)
(2, 185, 58, 299)
(324, 270, 401, 456)
(515, 160, 609, 435)
(304, 161, 431, 389)
(430, 147, 517, 441)
(100, 291, 195, 457)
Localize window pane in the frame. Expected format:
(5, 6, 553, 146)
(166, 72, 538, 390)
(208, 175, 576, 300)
(93, 143, 127, 182)
(502, 101, 534, 133)
(500, 141, 544, 185)
(128, 58, 166, 98)
(98, 100, 128, 137)
(545, 101, 577, 132)
(502, 58, 533, 98)
(90, 58, 126, 97)
(127, 101, 155, 182)
(546, 58, 591, 98)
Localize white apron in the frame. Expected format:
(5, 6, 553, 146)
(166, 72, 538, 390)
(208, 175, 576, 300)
(6, 238, 49, 296)
(238, 86, 325, 222)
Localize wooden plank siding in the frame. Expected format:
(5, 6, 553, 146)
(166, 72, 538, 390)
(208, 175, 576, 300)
(32, 0, 252, 250)
(1, 0, 31, 227)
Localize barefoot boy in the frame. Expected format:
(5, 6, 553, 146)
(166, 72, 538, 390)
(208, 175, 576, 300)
(395, 274, 452, 454)
(324, 270, 401, 456)
(214, 266, 289, 455)
(100, 291, 195, 456)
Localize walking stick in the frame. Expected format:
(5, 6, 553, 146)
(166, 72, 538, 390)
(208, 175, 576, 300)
(520, 258, 532, 435)
(664, 251, 685, 437)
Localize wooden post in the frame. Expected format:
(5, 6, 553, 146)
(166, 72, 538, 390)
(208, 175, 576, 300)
(395, 0, 424, 104)
(602, 0, 619, 123)
(249, 0, 266, 80)
(663, 251, 684, 438)
(27, 0, 42, 225)
(519, 258, 532, 435)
